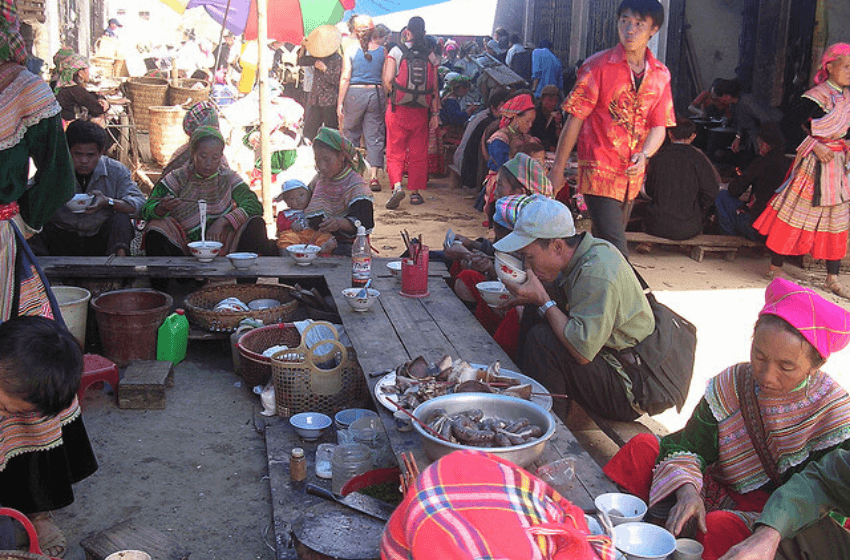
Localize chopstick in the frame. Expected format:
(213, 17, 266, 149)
(387, 399, 452, 442)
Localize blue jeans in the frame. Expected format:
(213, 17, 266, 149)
(584, 194, 633, 259)
(715, 190, 759, 241)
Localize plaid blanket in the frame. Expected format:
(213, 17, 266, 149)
(381, 450, 615, 560)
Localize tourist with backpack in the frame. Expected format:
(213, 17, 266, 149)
(382, 16, 440, 208)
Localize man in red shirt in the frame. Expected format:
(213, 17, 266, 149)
(548, 0, 675, 258)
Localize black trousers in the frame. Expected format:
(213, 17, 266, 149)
(520, 320, 641, 422)
(29, 213, 135, 256)
(304, 104, 339, 141)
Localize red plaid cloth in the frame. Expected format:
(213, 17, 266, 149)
(381, 450, 615, 560)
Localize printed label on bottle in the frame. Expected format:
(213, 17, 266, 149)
(352, 256, 371, 286)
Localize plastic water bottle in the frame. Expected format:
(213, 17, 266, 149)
(157, 309, 189, 364)
(351, 220, 371, 288)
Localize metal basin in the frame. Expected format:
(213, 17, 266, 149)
(412, 393, 556, 468)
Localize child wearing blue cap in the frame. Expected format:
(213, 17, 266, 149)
(274, 179, 336, 253)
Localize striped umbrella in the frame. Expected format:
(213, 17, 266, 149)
(159, 0, 355, 43)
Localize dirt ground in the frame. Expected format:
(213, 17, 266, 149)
(53, 173, 850, 560)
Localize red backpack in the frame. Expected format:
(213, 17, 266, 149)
(391, 44, 437, 110)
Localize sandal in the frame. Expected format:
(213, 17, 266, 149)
(369, 179, 382, 192)
(825, 278, 850, 300)
(385, 188, 405, 210)
(409, 192, 424, 205)
(28, 512, 66, 558)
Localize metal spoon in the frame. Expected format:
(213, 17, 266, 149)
(198, 199, 207, 243)
(357, 278, 372, 299)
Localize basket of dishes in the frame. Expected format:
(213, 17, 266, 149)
(183, 284, 298, 332)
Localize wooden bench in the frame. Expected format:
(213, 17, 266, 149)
(625, 231, 761, 262)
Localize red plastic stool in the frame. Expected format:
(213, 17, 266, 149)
(78, 354, 120, 404)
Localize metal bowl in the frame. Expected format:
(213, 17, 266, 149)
(412, 393, 556, 468)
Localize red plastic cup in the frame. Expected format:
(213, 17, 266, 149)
(400, 245, 429, 298)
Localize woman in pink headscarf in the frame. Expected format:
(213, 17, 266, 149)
(604, 278, 850, 560)
(479, 92, 538, 210)
(754, 43, 850, 298)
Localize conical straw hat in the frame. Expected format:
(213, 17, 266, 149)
(305, 25, 342, 58)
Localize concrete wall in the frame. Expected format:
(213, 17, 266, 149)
(685, 0, 742, 93)
(827, 1, 850, 45)
(493, 0, 527, 40)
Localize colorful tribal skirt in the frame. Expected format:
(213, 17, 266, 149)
(754, 153, 850, 260)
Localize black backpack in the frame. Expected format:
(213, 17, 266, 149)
(510, 49, 533, 84)
(391, 44, 435, 109)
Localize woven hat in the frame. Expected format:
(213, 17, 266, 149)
(305, 25, 341, 58)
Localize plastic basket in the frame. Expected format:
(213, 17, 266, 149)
(272, 340, 367, 417)
(237, 323, 302, 386)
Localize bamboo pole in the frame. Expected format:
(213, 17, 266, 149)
(256, 0, 273, 226)
(214, 0, 234, 73)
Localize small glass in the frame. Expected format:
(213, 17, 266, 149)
(536, 456, 576, 489)
(315, 443, 335, 479)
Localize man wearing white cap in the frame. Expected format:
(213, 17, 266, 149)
(495, 197, 655, 421)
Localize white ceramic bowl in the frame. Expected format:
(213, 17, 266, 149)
(66, 193, 95, 213)
(341, 288, 380, 312)
(613, 522, 676, 560)
(495, 251, 527, 285)
(286, 244, 321, 266)
(289, 412, 332, 441)
(387, 261, 402, 282)
(595, 493, 648, 526)
(187, 240, 223, 262)
(476, 281, 511, 307)
(227, 252, 258, 269)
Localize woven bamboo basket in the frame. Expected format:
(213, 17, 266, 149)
(125, 77, 168, 132)
(237, 323, 302, 386)
(149, 106, 187, 167)
(168, 78, 210, 107)
(91, 56, 117, 78)
(184, 284, 298, 332)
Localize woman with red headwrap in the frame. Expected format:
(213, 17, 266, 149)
(604, 278, 850, 559)
(754, 43, 850, 298)
(478, 92, 538, 211)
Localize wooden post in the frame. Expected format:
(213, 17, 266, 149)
(170, 56, 178, 87)
(256, 0, 273, 226)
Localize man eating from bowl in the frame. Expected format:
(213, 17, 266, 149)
(28, 120, 144, 257)
(495, 197, 655, 422)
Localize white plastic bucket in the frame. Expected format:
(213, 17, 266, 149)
(52, 286, 91, 348)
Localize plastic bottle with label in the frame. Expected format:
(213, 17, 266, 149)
(351, 220, 371, 288)
(156, 309, 189, 364)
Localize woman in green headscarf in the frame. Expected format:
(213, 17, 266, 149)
(141, 126, 274, 256)
(305, 126, 374, 255)
(52, 52, 109, 126)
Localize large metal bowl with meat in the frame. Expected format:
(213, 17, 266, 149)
(412, 393, 556, 468)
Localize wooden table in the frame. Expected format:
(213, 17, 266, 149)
(38, 255, 617, 558)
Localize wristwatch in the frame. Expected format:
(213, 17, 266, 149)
(538, 299, 557, 318)
(107, 197, 115, 208)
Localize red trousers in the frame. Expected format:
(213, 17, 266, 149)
(386, 104, 429, 191)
